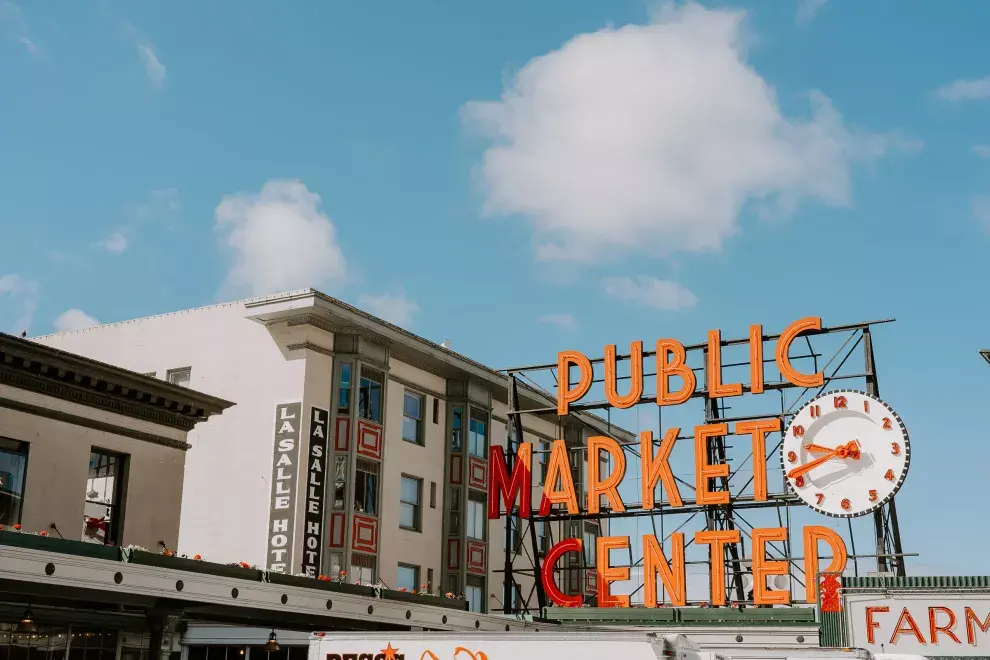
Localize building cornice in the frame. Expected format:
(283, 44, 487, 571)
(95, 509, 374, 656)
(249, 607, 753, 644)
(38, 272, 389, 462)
(0, 395, 191, 451)
(285, 342, 335, 359)
(491, 415, 557, 443)
(0, 333, 234, 431)
(389, 374, 445, 402)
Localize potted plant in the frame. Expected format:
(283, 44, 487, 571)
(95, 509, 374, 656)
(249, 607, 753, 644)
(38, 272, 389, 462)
(0, 525, 120, 561)
(120, 545, 263, 581)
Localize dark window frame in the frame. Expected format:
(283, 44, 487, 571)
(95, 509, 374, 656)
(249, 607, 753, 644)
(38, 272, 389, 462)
(397, 562, 420, 592)
(357, 366, 384, 424)
(83, 447, 129, 546)
(399, 474, 423, 532)
(0, 437, 29, 527)
(401, 390, 425, 446)
(165, 367, 191, 387)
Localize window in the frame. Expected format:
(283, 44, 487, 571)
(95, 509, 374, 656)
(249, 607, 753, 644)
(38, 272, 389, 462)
(166, 367, 191, 387)
(350, 553, 376, 585)
(465, 576, 484, 613)
(354, 459, 378, 515)
(583, 530, 596, 566)
(333, 456, 347, 509)
(467, 492, 486, 540)
(536, 441, 547, 486)
(141, 371, 156, 378)
(338, 363, 352, 413)
(328, 552, 343, 579)
(432, 398, 439, 424)
(0, 438, 28, 526)
(358, 367, 383, 423)
(450, 406, 463, 452)
(402, 392, 424, 445)
(447, 487, 461, 535)
(538, 520, 549, 554)
(427, 567, 434, 592)
(397, 564, 419, 592)
(468, 411, 487, 458)
(447, 573, 459, 595)
(399, 475, 422, 531)
(82, 449, 127, 545)
(430, 481, 437, 509)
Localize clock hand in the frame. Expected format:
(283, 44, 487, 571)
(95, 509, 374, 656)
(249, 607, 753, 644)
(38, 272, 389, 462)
(804, 443, 835, 454)
(787, 448, 839, 480)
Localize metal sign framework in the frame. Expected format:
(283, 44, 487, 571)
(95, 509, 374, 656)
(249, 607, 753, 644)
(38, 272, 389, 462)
(496, 319, 910, 614)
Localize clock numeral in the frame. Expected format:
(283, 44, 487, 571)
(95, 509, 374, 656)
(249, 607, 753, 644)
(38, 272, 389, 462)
(815, 493, 824, 505)
(863, 400, 870, 413)
(833, 395, 847, 409)
(787, 451, 797, 463)
(841, 498, 851, 511)
(810, 405, 821, 418)
(869, 489, 878, 502)
(882, 417, 892, 430)
(884, 469, 895, 481)
(793, 425, 805, 438)
(891, 442, 900, 456)
(794, 475, 806, 488)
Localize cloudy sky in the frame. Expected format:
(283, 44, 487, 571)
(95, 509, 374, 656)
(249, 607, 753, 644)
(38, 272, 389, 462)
(2, 0, 989, 579)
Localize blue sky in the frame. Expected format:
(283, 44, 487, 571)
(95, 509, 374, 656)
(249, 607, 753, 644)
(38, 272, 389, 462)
(2, 0, 989, 577)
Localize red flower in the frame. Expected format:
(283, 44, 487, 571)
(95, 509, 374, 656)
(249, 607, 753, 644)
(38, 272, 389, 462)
(39, 531, 48, 537)
(193, 554, 202, 561)
(13, 524, 21, 531)
(239, 562, 251, 569)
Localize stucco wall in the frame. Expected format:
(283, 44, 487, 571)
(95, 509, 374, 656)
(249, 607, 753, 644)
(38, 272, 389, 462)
(34, 302, 306, 565)
(0, 384, 186, 549)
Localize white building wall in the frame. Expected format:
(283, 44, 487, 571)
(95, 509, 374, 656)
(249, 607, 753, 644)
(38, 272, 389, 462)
(33, 302, 306, 566)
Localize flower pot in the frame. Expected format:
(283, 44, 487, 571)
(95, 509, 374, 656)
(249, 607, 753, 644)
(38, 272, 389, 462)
(121, 550, 263, 581)
(0, 531, 120, 561)
(383, 590, 468, 610)
(263, 573, 379, 597)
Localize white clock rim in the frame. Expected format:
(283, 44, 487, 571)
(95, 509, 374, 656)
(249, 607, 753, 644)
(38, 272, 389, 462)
(779, 388, 910, 519)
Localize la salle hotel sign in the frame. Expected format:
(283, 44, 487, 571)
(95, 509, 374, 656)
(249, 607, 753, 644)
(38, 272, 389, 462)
(487, 317, 912, 608)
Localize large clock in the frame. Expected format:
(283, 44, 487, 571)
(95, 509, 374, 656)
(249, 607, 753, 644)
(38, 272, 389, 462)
(781, 389, 910, 518)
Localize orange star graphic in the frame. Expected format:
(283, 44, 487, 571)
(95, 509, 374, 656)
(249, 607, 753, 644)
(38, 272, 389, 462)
(382, 644, 398, 660)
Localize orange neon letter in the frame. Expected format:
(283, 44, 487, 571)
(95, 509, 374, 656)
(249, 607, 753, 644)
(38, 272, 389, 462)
(735, 418, 780, 502)
(541, 537, 583, 607)
(538, 440, 579, 515)
(891, 608, 927, 645)
(929, 606, 961, 644)
(641, 429, 682, 508)
(557, 350, 593, 415)
(966, 607, 990, 645)
(643, 533, 686, 607)
(656, 339, 696, 406)
(487, 443, 532, 519)
(587, 436, 626, 514)
(596, 536, 630, 608)
(605, 342, 643, 409)
(695, 424, 730, 505)
(707, 329, 743, 398)
(695, 530, 740, 606)
(867, 607, 890, 644)
(803, 526, 848, 603)
(749, 324, 764, 394)
(752, 527, 790, 605)
(775, 317, 824, 388)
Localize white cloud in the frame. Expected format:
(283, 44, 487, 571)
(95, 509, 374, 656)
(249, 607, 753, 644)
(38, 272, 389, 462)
(0, 1, 40, 57)
(974, 145, 990, 158)
(0, 273, 38, 334)
(215, 179, 347, 298)
(463, 3, 919, 265)
(974, 195, 990, 232)
(795, 0, 828, 25)
(538, 313, 578, 331)
(357, 290, 419, 327)
(934, 76, 990, 102)
(100, 231, 128, 254)
(54, 309, 101, 332)
(125, 24, 165, 89)
(601, 276, 698, 311)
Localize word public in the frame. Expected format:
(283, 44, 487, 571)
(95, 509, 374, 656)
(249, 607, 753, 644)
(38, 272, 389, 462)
(487, 317, 847, 607)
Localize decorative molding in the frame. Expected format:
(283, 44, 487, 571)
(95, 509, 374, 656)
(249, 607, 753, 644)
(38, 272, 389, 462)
(0, 395, 190, 450)
(391, 354, 448, 379)
(285, 314, 339, 335)
(491, 415, 557, 443)
(285, 342, 335, 359)
(0, 366, 200, 432)
(389, 374, 445, 402)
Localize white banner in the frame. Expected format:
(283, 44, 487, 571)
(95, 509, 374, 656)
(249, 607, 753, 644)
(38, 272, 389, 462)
(845, 593, 990, 656)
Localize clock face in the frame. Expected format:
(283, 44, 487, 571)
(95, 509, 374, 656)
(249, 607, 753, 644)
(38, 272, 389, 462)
(781, 389, 910, 518)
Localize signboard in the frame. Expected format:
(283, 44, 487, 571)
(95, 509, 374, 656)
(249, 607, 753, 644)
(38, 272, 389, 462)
(266, 401, 302, 573)
(302, 406, 329, 577)
(846, 593, 990, 656)
(487, 317, 911, 608)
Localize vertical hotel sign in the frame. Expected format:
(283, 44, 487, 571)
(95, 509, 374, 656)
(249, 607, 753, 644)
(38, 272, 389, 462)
(267, 402, 302, 573)
(302, 406, 329, 576)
